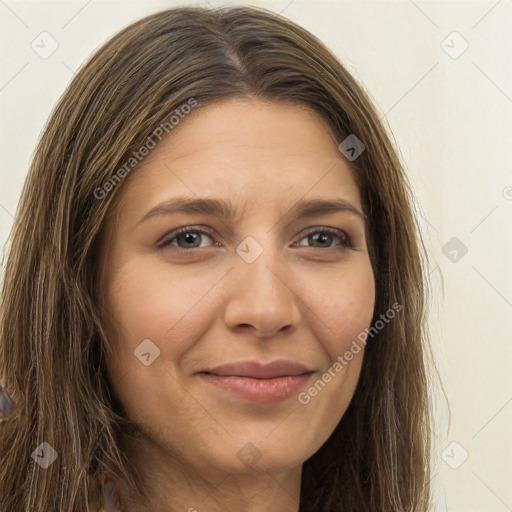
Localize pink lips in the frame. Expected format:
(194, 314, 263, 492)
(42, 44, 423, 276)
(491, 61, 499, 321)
(198, 360, 315, 403)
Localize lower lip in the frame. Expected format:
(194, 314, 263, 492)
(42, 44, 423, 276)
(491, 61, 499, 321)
(198, 373, 314, 403)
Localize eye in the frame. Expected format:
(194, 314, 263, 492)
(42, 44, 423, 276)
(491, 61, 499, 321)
(158, 225, 353, 252)
(293, 227, 353, 250)
(158, 226, 217, 250)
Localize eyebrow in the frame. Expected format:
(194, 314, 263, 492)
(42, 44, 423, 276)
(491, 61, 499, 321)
(138, 196, 366, 226)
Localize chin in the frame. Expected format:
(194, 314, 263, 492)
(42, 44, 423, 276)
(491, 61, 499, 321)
(201, 439, 310, 475)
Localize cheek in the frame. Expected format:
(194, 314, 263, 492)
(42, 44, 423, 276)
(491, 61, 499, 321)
(102, 259, 225, 425)
(305, 259, 376, 360)
(103, 257, 224, 375)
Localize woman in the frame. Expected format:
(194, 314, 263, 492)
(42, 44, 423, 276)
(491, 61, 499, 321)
(0, 5, 439, 511)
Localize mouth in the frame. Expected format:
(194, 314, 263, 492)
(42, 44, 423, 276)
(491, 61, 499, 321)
(200, 360, 315, 379)
(201, 372, 313, 378)
(197, 360, 316, 403)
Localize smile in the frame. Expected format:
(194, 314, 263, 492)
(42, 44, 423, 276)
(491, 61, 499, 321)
(198, 370, 315, 403)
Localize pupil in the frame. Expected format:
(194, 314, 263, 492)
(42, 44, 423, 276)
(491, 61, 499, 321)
(181, 233, 199, 247)
(313, 233, 330, 247)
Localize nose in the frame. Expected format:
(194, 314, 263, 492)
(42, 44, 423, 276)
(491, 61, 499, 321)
(223, 246, 301, 338)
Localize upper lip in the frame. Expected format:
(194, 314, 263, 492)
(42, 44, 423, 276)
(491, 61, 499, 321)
(200, 360, 315, 379)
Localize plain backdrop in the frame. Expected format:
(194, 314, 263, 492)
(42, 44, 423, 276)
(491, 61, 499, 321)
(1, 1, 511, 511)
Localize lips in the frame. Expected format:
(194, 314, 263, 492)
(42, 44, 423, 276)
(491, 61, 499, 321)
(200, 360, 314, 379)
(198, 360, 316, 403)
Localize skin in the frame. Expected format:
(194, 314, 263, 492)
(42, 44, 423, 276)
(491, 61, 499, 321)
(100, 98, 376, 512)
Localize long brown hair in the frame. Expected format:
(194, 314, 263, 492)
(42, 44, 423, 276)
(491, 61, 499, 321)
(0, 6, 441, 511)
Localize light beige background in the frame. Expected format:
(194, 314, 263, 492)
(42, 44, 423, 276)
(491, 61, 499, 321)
(1, 1, 511, 511)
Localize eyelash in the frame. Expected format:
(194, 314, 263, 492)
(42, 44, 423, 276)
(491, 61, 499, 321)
(158, 225, 354, 252)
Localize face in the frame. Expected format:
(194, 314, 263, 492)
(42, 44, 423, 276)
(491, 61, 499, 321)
(100, 98, 375, 479)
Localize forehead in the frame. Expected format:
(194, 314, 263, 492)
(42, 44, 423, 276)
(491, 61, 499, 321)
(156, 98, 339, 159)
(118, 98, 362, 217)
